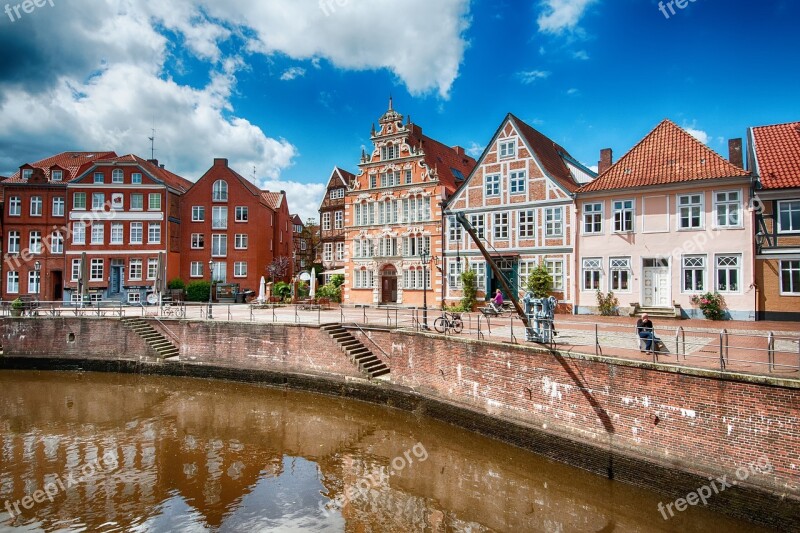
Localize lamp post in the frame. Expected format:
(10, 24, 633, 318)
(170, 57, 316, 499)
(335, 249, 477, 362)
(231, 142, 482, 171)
(34, 260, 41, 306)
(419, 247, 429, 330)
(207, 259, 214, 319)
(755, 231, 765, 255)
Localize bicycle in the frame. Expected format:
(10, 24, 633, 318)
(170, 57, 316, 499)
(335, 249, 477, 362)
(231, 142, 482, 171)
(434, 311, 463, 334)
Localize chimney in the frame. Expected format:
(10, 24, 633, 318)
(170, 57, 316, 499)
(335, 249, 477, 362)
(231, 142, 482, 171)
(147, 159, 158, 167)
(213, 158, 228, 167)
(728, 138, 743, 168)
(452, 145, 465, 156)
(598, 148, 613, 174)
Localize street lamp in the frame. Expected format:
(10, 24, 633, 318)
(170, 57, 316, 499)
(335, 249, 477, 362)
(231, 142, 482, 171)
(207, 259, 214, 319)
(755, 231, 765, 254)
(34, 261, 41, 301)
(419, 247, 429, 330)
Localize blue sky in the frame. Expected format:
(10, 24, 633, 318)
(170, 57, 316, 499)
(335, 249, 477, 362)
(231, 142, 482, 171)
(0, 0, 798, 221)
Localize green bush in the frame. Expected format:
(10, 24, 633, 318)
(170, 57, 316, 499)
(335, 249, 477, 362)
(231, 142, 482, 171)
(186, 281, 211, 302)
(330, 274, 344, 288)
(690, 292, 727, 320)
(460, 269, 477, 312)
(297, 281, 309, 299)
(525, 263, 553, 298)
(167, 278, 185, 290)
(316, 282, 342, 303)
(596, 290, 619, 316)
(273, 282, 292, 300)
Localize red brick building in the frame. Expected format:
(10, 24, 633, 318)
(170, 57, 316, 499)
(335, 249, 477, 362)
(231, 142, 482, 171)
(318, 167, 354, 283)
(2, 151, 116, 302)
(65, 155, 192, 304)
(179, 158, 293, 295)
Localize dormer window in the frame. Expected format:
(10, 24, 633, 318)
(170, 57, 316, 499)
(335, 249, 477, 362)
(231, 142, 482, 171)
(212, 180, 228, 202)
(112, 169, 124, 183)
(93, 172, 104, 184)
(51, 170, 63, 181)
(22, 169, 32, 180)
(132, 173, 142, 184)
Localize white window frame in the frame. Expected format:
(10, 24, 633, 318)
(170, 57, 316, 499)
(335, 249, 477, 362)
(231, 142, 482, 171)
(112, 169, 124, 183)
(90, 259, 104, 281)
(678, 193, 704, 230)
(7, 231, 20, 254)
(8, 196, 21, 216)
(582, 258, 602, 291)
(448, 261, 463, 289)
(129, 259, 143, 281)
(322, 212, 331, 231)
(191, 233, 205, 249)
(493, 212, 509, 240)
(211, 234, 227, 257)
(780, 260, 800, 295)
(499, 139, 516, 159)
(148, 193, 161, 211)
(212, 180, 228, 202)
(682, 255, 706, 293)
(715, 254, 741, 293)
(583, 202, 603, 235)
(190, 261, 204, 278)
(130, 193, 143, 211)
(72, 192, 86, 210)
(29, 231, 42, 254)
(52, 197, 65, 217)
(469, 214, 485, 239)
(130, 222, 143, 245)
(212, 206, 227, 229)
(713, 190, 741, 228)
(235, 206, 248, 222)
(613, 199, 634, 233)
(546, 259, 564, 291)
(485, 174, 501, 197)
(334, 211, 343, 229)
(777, 200, 800, 233)
(148, 223, 161, 244)
(545, 207, 563, 237)
(609, 257, 631, 292)
(6, 271, 19, 294)
(235, 234, 248, 250)
(30, 196, 43, 216)
(110, 223, 123, 245)
(147, 258, 158, 280)
(509, 170, 526, 194)
(234, 261, 247, 278)
(518, 210, 535, 238)
(27, 271, 40, 295)
(91, 223, 104, 245)
(72, 222, 86, 245)
(92, 192, 105, 210)
(192, 206, 205, 221)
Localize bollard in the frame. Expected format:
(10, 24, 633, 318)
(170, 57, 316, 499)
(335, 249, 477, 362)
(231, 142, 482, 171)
(768, 332, 775, 372)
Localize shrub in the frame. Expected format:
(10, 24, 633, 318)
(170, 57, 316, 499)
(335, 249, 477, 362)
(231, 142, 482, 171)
(596, 290, 619, 316)
(690, 292, 727, 320)
(273, 282, 292, 300)
(186, 281, 211, 302)
(11, 298, 24, 310)
(525, 263, 553, 298)
(316, 282, 342, 303)
(330, 274, 344, 288)
(167, 278, 185, 290)
(460, 269, 477, 312)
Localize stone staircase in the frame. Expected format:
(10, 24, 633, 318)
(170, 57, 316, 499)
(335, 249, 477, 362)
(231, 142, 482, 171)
(636, 306, 683, 319)
(122, 317, 180, 361)
(321, 323, 390, 379)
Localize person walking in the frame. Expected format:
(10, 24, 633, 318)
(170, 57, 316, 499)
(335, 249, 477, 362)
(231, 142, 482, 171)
(636, 313, 655, 352)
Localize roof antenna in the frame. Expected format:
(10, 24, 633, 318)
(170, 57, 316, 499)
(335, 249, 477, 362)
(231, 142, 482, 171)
(148, 126, 156, 160)
(253, 165, 257, 184)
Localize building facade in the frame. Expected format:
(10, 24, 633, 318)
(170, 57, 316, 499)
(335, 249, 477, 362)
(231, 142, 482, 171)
(575, 120, 756, 319)
(318, 167, 353, 283)
(444, 114, 594, 311)
(749, 121, 800, 321)
(343, 100, 476, 306)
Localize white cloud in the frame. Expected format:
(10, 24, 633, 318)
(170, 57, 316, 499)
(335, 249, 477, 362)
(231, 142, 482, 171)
(280, 67, 307, 81)
(466, 142, 485, 158)
(261, 180, 327, 224)
(537, 0, 597, 35)
(573, 50, 589, 60)
(566, 87, 580, 95)
(683, 124, 710, 145)
(516, 70, 551, 84)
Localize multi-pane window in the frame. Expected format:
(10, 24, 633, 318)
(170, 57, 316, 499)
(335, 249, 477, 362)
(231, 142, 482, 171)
(403, 235, 430, 257)
(375, 237, 397, 257)
(130, 193, 143, 210)
(51, 232, 64, 258)
(29, 231, 42, 254)
(369, 175, 377, 189)
(148, 223, 161, 244)
(73, 193, 86, 210)
(148, 193, 161, 211)
(780, 260, 800, 294)
(51, 170, 62, 181)
(93, 172, 104, 184)
(471, 261, 486, 291)
(609, 258, 630, 291)
(545, 207, 563, 237)
(778, 200, 800, 232)
(518, 210, 535, 238)
(212, 234, 227, 257)
(613, 200, 634, 232)
(469, 214, 485, 239)
(71, 259, 81, 282)
(335, 211, 343, 229)
(30, 196, 42, 216)
(546, 260, 564, 291)
(583, 203, 603, 234)
(582, 258, 602, 290)
(191, 233, 205, 249)
(448, 216, 462, 242)
(131, 173, 142, 184)
(402, 197, 430, 223)
(130, 222, 143, 244)
(493, 212, 509, 239)
(6, 271, 19, 293)
(323, 243, 333, 262)
(147, 258, 158, 280)
(112, 169, 123, 183)
(234, 262, 247, 278)
(90, 259, 104, 281)
(716, 255, 740, 293)
(73, 222, 86, 245)
(192, 206, 205, 221)
(127, 293, 141, 304)
(28, 271, 40, 294)
(190, 261, 203, 278)
(110, 223, 123, 245)
(678, 194, 703, 229)
(322, 212, 331, 230)
(402, 269, 431, 290)
(448, 261, 463, 289)
(353, 269, 374, 289)
(485, 174, 500, 196)
(52, 197, 65, 216)
(330, 188, 345, 200)
(129, 259, 142, 280)
(7, 231, 20, 254)
(235, 206, 248, 222)
(91, 223, 104, 245)
(714, 191, 740, 227)
(212, 180, 228, 201)
(336, 242, 346, 261)
(92, 193, 105, 210)
(499, 140, 516, 158)
(235, 234, 248, 249)
(380, 144, 398, 161)
(509, 171, 526, 194)
(212, 206, 227, 229)
(682, 255, 705, 292)
(9, 196, 21, 216)
(405, 170, 412, 184)
(380, 171, 401, 187)
(354, 239, 373, 259)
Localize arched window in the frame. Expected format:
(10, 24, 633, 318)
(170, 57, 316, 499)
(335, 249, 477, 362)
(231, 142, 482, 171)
(212, 180, 228, 201)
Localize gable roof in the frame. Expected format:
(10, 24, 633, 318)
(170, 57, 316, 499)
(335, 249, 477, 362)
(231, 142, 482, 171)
(327, 167, 355, 189)
(579, 120, 749, 193)
(261, 191, 284, 210)
(89, 154, 193, 192)
(406, 124, 476, 192)
(749, 121, 800, 189)
(6, 151, 117, 183)
(290, 213, 303, 225)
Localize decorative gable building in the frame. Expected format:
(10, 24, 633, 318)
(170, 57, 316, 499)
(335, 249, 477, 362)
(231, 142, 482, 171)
(343, 100, 476, 306)
(318, 167, 354, 283)
(748, 121, 800, 321)
(444, 114, 595, 310)
(575, 120, 755, 319)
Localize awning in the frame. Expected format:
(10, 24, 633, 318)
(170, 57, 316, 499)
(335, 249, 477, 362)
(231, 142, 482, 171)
(323, 268, 346, 275)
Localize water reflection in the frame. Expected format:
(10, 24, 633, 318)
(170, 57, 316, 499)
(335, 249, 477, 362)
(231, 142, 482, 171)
(0, 370, 764, 532)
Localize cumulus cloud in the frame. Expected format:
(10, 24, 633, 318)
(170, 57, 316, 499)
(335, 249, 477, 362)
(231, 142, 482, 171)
(465, 142, 485, 158)
(566, 87, 580, 95)
(682, 122, 710, 144)
(516, 70, 551, 84)
(280, 67, 307, 81)
(537, 0, 597, 35)
(261, 179, 327, 224)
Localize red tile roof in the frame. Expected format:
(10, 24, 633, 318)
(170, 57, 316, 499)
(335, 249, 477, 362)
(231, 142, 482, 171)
(5, 151, 117, 183)
(579, 120, 749, 193)
(96, 154, 193, 192)
(329, 167, 355, 188)
(405, 125, 476, 192)
(509, 113, 586, 193)
(750, 121, 800, 189)
(261, 191, 284, 210)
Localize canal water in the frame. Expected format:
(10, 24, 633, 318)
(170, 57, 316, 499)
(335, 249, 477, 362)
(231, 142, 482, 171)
(0, 370, 766, 532)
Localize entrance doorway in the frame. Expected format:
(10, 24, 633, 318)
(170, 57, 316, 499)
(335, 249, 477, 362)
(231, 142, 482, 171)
(489, 257, 518, 299)
(380, 265, 397, 304)
(51, 270, 63, 301)
(642, 258, 670, 307)
(110, 260, 124, 296)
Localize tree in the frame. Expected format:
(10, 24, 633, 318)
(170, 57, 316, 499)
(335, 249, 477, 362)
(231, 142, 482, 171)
(266, 256, 291, 282)
(460, 269, 477, 312)
(525, 263, 553, 298)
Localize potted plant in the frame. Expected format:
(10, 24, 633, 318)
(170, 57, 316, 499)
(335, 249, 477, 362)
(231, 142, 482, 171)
(10, 298, 24, 317)
(690, 292, 727, 320)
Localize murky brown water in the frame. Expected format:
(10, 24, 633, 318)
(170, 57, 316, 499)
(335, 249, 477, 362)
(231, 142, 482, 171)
(0, 370, 767, 532)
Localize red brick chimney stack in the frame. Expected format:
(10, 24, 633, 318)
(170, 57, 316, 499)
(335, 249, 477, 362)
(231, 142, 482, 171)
(728, 138, 743, 168)
(598, 148, 613, 174)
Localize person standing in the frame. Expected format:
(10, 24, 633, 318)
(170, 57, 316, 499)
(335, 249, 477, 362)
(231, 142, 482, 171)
(636, 313, 655, 352)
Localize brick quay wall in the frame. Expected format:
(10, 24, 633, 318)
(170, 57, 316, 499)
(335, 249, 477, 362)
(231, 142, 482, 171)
(1, 317, 798, 529)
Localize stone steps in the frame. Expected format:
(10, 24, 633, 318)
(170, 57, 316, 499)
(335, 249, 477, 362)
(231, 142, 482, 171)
(321, 323, 390, 379)
(122, 318, 180, 361)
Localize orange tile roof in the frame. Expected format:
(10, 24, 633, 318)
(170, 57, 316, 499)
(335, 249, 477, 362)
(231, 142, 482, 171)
(406, 125, 476, 192)
(261, 191, 284, 210)
(97, 154, 193, 192)
(6, 151, 117, 183)
(750, 121, 800, 189)
(579, 119, 749, 193)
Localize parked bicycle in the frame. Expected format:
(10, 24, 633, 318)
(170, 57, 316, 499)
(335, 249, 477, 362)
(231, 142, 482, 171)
(434, 311, 463, 334)
(162, 302, 186, 318)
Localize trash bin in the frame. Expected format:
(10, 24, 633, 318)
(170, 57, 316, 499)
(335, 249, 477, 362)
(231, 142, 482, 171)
(234, 292, 245, 303)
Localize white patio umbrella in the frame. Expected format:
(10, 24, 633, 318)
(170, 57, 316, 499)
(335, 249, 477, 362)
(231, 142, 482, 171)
(309, 268, 316, 298)
(257, 276, 266, 303)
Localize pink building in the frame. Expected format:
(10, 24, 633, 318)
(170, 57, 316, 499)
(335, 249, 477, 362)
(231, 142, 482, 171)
(575, 120, 756, 319)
